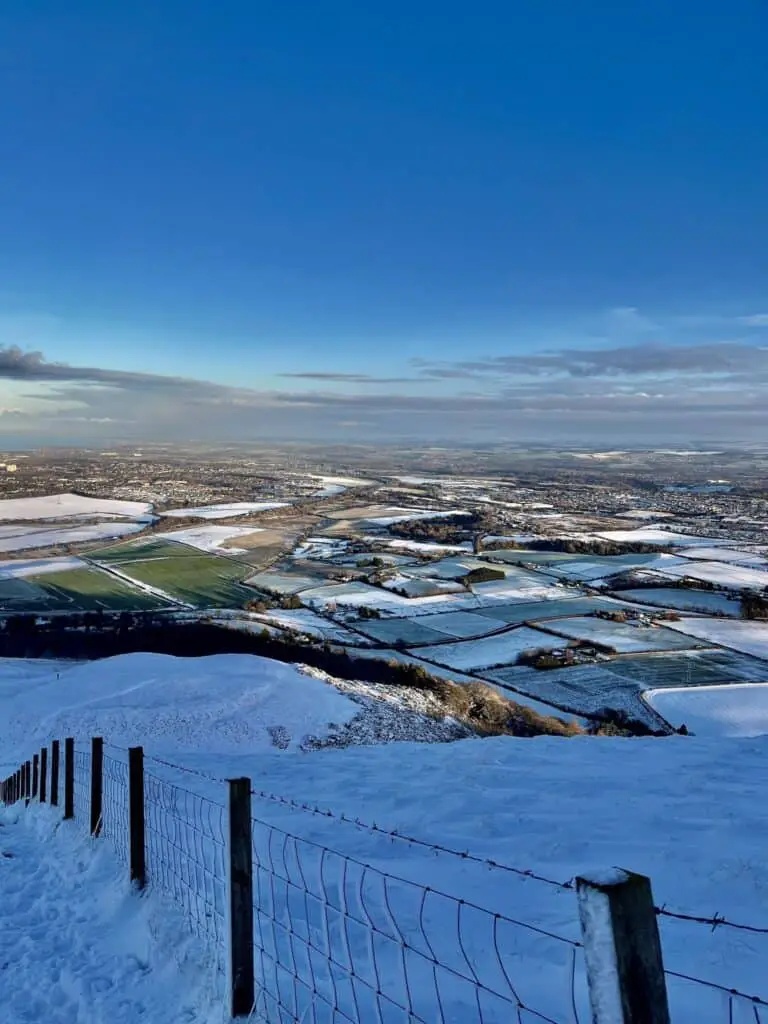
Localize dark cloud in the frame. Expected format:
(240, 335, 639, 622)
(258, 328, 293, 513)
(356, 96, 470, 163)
(278, 371, 415, 384)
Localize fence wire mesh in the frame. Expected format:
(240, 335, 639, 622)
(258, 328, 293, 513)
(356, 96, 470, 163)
(249, 813, 585, 1024)
(72, 747, 91, 834)
(144, 770, 228, 963)
(102, 749, 129, 866)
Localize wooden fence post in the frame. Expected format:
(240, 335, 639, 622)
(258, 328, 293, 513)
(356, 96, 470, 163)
(32, 753, 39, 799)
(25, 760, 31, 806)
(227, 777, 255, 1018)
(64, 738, 74, 820)
(50, 740, 60, 807)
(576, 869, 671, 1024)
(128, 746, 145, 888)
(90, 737, 104, 837)
(40, 746, 48, 803)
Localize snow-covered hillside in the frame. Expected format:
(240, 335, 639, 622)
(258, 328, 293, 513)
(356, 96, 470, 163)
(4, 652, 768, 1021)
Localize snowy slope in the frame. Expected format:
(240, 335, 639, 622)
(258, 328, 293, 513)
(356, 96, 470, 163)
(0, 653, 357, 765)
(0, 806, 224, 1024)
(646, 683, 768, 737)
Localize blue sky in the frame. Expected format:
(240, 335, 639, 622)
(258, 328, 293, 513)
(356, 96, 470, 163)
(0, 1, 766, 444)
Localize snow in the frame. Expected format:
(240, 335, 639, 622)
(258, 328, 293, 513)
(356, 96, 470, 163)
(0, 806, 224, 1024)
(646, 683, 768, 737)
(248, 608, 366, 645)
(415, 610, 505, 639)
(617, 587, 742, 616)
(0, 555, 87, 578)
(542, 616, 704, 653)
(594, 526, 727, 546)
(0, 493, 152, 521)
(4, 651, 768, 1020)
(616, 509, 674, 519)
(366, 507, 469, 526)
(678, 547, 768, 567)
(662, 560, 768, 590)
(0, 520, 145, 552)
(666, 618, 768, 661)
(0, 653, 359, 761)
(161, 502, 289, 519)
(161, 524, 264, 554)
(414, 626, 555, 671)
(388, 538, 473, 554)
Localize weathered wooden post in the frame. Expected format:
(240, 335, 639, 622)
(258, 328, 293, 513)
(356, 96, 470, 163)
(40, 746, 48, 803)
(64, 738, 75, 820)
(32, 753, 39, 799)
(576, 869, 671, 1024)
(227, 777, 255, 1018)
(128, 746, 146, 888)
(50, 740, 60, 807)
(25, 759, 31, 806)
(90, 737, 104, 837)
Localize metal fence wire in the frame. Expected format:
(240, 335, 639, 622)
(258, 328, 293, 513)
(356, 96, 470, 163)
(101, 749, 129, 866)
(72, 747, 91, 835)
(248, 814, 584, 1024)
(143, 770, 228, 962)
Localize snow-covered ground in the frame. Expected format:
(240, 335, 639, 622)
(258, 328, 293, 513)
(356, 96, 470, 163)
(666, 618, 768, 661)
(0, 520, 145, 553)
(0, 555, 87, 578)
(4, 651, 768, 1020)
(161, 502, 289, 519)
(542, 616, 704, 653)
(0, 806, 224, 1024)
(162, 524, 264, 554)
(366, 507, 469, 526)
(678, 546, 768, 567)
(645, 683, 768, 737)
(662, 560, 768, 590)
(387, 538, 473, 554)
(0, 654, 359, 762)
(414, 626, 555, 671)
(617, 587, 742, 616)
(0, 493, 152, 521)
(594, 526, 727, 546)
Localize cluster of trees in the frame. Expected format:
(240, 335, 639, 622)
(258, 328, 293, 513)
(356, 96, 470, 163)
(741, 593, 768, 619)
(387, 511, 489, 545)
(485, 537, 675, 556)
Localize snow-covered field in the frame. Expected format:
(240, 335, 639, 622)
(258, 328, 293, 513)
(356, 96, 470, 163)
(387, 538, 473, 554)
(0, 520, 145, 552)
(594, 526, 727, 546)
(666, 618, 768, 661)
(646, 683, 768, 737)
(662, 560, 768, 590)
(0, 493, 152, 521)
(542, 616, 705, 653)
(617, 587, 742, 616)
(162, 524, 264, 554)
(414, 626, 554, 671)
(366, 507, 469, 526)
(161, 501, 289, 519)
(0, 555, 86, 578)
(679, 546, 768, 567)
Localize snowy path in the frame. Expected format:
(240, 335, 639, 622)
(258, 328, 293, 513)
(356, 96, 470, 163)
(0, 806, 224, 1024)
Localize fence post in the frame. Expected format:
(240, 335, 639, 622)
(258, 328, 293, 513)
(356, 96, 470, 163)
(90, 737, 104, 837)
(64, 738, 74, 820)
(25, 760, 31, 806)
(40, 746, 48, 803)
(576, 869, 671, 1024)
(227, 777, 255, 1018)
(128, 746, 145, 889)
(50, 740, 60, 807)
(32, 753, 39, 799)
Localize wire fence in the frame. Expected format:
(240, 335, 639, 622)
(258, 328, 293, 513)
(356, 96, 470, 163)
(144, 769, 228, 960)
(4, 739, 768, 1023)
(72, 746, 91, 835)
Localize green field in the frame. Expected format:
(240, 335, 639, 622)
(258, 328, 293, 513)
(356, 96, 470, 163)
(0, 567, 171, 613)
(90, 538, 258, 608)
